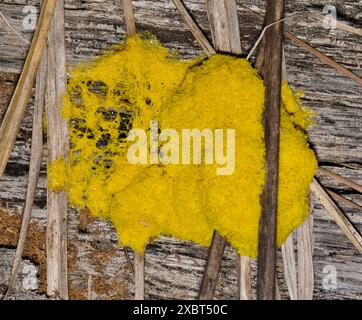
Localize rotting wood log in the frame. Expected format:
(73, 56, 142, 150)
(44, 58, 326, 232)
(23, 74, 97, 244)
(0, 0, 56, 179)
(257, 0, 284, 300)
(45, 0, 69, 300)
(284, 31, 362, 87)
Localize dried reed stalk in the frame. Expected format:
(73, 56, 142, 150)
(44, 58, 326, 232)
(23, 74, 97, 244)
(0, 0, 56, 179)
(280, 47, 314, 301)
(3, 51, 47, 301)
(279, 49, 299, 301)
(297, 211, 314, 300)
(237, 255, 253, 300)
(45, 0, 69, 299)
(285, 32, 362, 86)
(122, 0, 137, 36)
(172, 0, 215, 55)
(319, 167, 362, 194)
(256, 0, 284, 300)
(310, 179, 362, 254)
(123, 246, 135, 275)
(281, 234, 297, 300)
(87, 275, 93, 300)
(204, 0, 241, 54)
(134, 252, 144, 300)
(312, 13, 362, 37)
(326, 189, 362, 213)
(199, 231, 226, 300)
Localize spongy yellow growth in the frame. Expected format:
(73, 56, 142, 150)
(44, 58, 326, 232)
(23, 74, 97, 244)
(49, 35, 317, 257)
(48, 158, 68, 192)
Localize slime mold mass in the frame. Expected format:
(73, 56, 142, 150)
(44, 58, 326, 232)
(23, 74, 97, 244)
(48, 35, 318, 257)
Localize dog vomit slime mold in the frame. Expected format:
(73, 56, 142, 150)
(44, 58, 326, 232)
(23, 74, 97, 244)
(48, 35, 317, 257)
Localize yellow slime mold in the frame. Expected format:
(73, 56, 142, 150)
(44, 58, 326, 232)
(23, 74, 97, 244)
(49, 35, 317, 257)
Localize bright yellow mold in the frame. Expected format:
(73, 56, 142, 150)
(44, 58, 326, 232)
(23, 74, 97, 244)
(48, 35, 318, 257)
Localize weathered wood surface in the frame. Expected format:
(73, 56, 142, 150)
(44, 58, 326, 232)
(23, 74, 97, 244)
(0, 0, 361, 300)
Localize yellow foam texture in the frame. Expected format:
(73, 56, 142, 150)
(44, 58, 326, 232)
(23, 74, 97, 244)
(48, 35, 317, 257)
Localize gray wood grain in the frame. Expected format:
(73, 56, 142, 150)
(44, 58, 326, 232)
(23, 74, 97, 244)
(0, 0, 361, 300)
